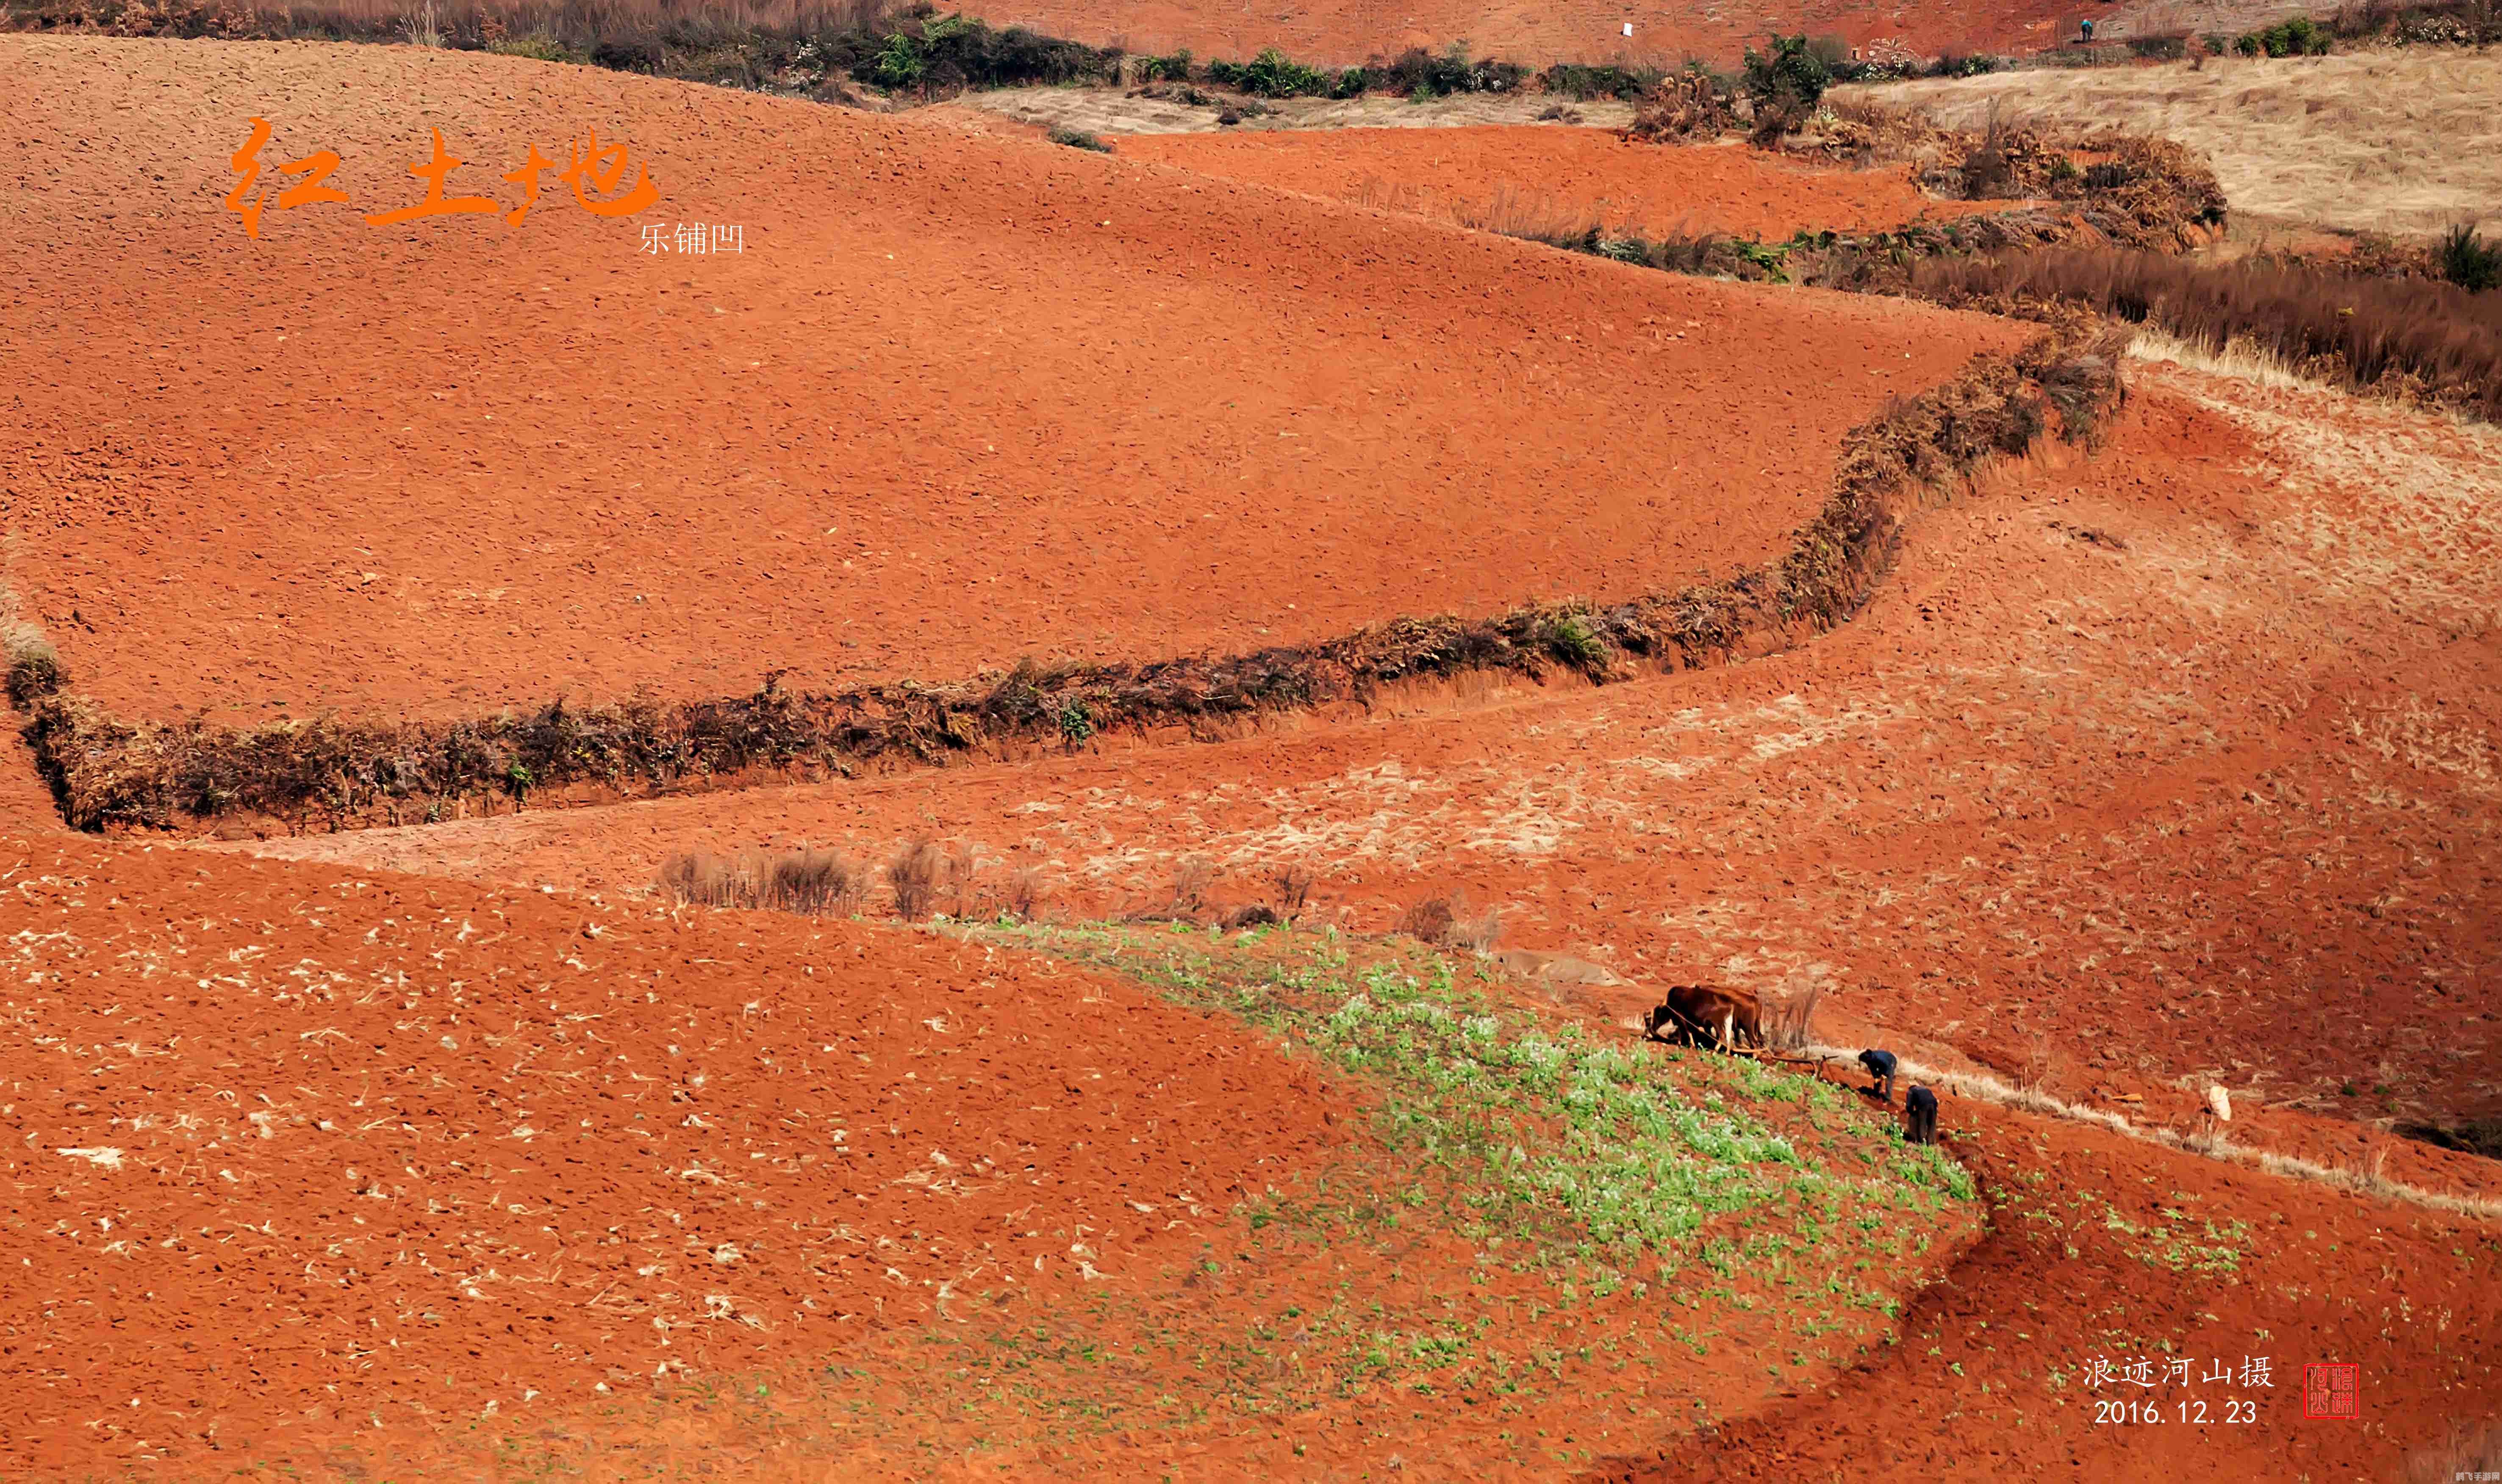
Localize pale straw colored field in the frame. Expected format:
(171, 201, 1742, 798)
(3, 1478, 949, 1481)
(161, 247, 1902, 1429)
(1840, 48, 2502, 235)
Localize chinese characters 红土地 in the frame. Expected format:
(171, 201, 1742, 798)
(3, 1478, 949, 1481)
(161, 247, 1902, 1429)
(225, 119, 660, 238)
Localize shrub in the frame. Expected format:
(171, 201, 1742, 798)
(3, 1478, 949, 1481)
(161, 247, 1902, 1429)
(1207, 47, 1333, 97)
(1741, 33, 1832, 112)
(4, 628, 63, 709)
(2255, 15, 2334, 53)
(1329, 65, 1371, 98)
(1269, 864, 1317, 919)
(851, 9, 1121, 92)
(1047, 126, 1112, 152)
(2440, 221, 2502, 292)
(1760, 972, 1827, 1054)
(1165, 856, 1219, 916)
(1623, 66, 1740, 141)
(1380, 42, 1525, 97)
(1539, 62, 1661, 100)
(770, 846, 862, 914)
(1135, 47, 1193, 81)
(1927, 52, 2001, 77)
(889, 839, 946, 919)
(1002, 865, 1049, 920)
(657, 846, 865, 916)
(1542, 613, 1608, 673)
(1395, 896, 1457, 945)
(485, 34, 582, 63)
(1395, 894, 1500, 950)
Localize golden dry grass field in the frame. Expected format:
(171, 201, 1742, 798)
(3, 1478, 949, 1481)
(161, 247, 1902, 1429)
(1840, 47, 2502, 235)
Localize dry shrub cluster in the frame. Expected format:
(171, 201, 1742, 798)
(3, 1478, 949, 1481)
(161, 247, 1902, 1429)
(1914, 249, 2502, 421)
(17, 332, 2123, 835)
(658, 839, 1061, 921)
(1794, 105, 2227, 250)
(1395, 894, 1502, 952)
(656, 844, 865, 915)
(3, 625, 61, 710)
(1622, 69, 1740, 141)
(1757, 970, 1828, 1054)
(885, 838, 949, 919)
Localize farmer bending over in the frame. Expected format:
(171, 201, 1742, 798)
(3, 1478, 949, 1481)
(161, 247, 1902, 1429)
(1858, 1047, 1899, 1104)
(1905, 1084, 1940, 1145)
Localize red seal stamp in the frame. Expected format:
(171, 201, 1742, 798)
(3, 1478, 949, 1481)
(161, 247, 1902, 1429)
(2302, 1362, 2359, 1420)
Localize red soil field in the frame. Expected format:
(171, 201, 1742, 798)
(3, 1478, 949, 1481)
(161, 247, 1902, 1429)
(0, 36, 2017, 727)
(332, 1077, 2502, 1481)
(261, 361, 2502, 1146)
(988, 0, 2082, 69)
(0, 828, 1350, 1476)
(1119, 127, 2019, 241)
(1600, 1088, 2502, 1482)
(6, 27, 2500, 1484)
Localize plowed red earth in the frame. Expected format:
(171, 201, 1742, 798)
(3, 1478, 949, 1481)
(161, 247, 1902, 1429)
(212, 356, 2502, 1475)
(965, 0, 2081, 71)
(1590, 1091, 2502, 1483)
(269, 363, 2502, 1142)
(1119, 127, 2018, 240)
(0, 35, 2015, 726)
(0, 830, 1348, 1476)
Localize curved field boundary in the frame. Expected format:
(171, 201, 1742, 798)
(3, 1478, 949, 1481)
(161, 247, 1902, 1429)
(6, 331, 2126, 837)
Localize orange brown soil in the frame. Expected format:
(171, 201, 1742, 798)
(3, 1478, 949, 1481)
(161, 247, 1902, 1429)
(0, 35, 2017, 727)
(0, 830, 1351, 1476)
(1119, 127, 2019, 240)
(991, 0, 2082, 71)
(7, 28, 2502, 1484)
(1594, 1089, 2502, 1482)
(358, 1078, 2502, 1482)
(257, 361, 2502, 1137)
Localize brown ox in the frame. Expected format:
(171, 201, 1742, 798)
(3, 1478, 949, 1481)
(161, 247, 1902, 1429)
(1642, 984, 1763, 1053)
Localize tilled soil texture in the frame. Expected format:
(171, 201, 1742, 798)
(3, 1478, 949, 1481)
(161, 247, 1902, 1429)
(1119, 127, 2019, 241)
(971, 0, 2083, 70)
(1584, 1090, 2502, 1482)
(0, 36, 2017, 729)
(258, 358, 2502, 1143)
(0, 831, 1351, 1476)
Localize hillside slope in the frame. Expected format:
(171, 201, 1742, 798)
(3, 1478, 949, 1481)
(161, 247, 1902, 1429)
(0, 36, 2016, 728)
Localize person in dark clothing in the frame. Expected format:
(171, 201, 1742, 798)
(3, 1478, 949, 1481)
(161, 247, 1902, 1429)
(1905, 1084, 1939, 1145)
(1858, 1048, 1898, 1103)
(2080, 17, 2096, 41)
